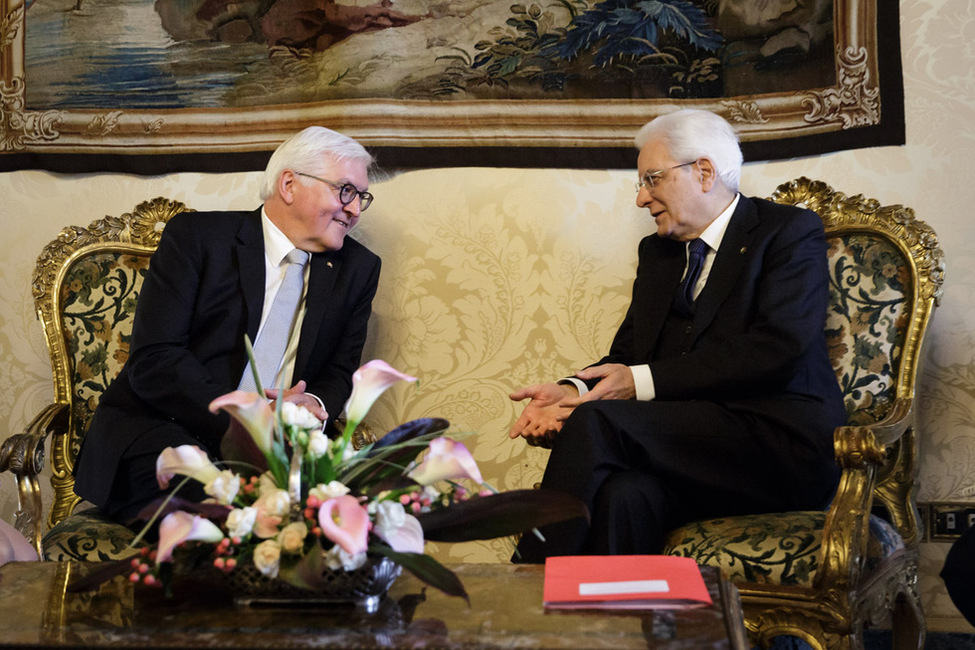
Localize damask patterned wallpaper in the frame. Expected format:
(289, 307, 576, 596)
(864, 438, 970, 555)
(0, 0, 972, 630)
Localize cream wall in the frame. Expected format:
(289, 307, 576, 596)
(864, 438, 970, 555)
(1, 0, 972, 630)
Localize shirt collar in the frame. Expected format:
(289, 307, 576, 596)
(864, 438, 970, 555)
(697, 193, 740, 252)
(260, 207, 298, 267)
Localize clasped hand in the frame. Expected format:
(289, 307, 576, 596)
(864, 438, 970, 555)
(508, 363, 635, 447)
(263, 379, 330, 423)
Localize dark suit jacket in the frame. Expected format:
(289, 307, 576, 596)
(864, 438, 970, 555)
(595, 195, 846, 486)
(74, 209, 381, 508)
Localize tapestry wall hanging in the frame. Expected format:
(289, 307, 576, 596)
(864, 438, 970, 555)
(0, 0, 903, 172)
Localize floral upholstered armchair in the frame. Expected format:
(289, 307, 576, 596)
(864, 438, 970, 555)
(0, 198, 194, 561)
(662, 178, 945, 650)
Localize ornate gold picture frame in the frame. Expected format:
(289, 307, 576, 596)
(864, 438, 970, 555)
(0, 0, 901, 168)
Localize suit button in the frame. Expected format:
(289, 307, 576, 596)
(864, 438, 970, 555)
(684, 325, 693, 334)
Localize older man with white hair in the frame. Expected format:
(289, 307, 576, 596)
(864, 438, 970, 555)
(75, 127, 381, 523)
(509, 109, 845, 560)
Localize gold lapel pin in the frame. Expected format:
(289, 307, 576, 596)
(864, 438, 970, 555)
(740, 247, 747, 254)
(327, 261, 333, 268)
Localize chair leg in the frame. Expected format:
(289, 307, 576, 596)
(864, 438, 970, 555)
(890, 593, 925, 650)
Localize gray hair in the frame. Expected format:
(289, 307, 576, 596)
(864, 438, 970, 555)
(634, 110, 743, 192)
(260, 127, 375, 201)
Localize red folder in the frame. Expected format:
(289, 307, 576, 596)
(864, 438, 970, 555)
(543, 555, 713, 609)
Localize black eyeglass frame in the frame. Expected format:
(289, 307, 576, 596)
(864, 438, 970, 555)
(294, 171, 374, 211)
(635, 160, 698, 192)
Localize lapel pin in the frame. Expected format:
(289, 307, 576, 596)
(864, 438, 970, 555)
(740, 247, 747, 254)
(327, 261, 333, 268)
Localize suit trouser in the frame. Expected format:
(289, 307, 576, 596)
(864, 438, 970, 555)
(515, 399, 833, 562)
(103, 423, 209, 524)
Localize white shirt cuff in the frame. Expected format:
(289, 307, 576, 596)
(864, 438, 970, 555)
(630, 364, 655, 401)
(557, 377, 589, 397)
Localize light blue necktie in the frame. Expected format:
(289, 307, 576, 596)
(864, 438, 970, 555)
(674, 239, 708, 317)
(239, 248, 309, 392)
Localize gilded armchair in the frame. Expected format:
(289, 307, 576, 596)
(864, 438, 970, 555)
(662, 178, 945, 650)
(0, 198, 194, 561)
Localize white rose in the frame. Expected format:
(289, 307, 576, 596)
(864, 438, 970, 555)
(253, 540, 282, 578)
(225, 507, 257, 538)
(307, 430, 330, 459)
(309, 481, 350, 501)
(203, 469, 240, 505)
(373, 501, 406, 538)
(324, 544, 367, 571)
(278, 522, 309, 554)
(257, 472, 278, 497)
(281, 401, 323, 431)
(254, 488, 291, 518)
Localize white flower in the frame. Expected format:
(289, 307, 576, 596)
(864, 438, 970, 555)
(307, 429, 330, 459)
(281, 401, 323, 431)
(324, 544, 367, 571)
(253, 539, 282, 578)
(254, 488, 291, 518)
(373, 501, 424, 554)
(278, 522, 309, 554)
(309, 481, 350, 501)
(225, 507, 257, 538)
(257, 473, 278, 497)
(374, 501, 407, 531)
(331, 437, 356, 462)
(204, 469, 240, 505)
(156, 445, 221, 490)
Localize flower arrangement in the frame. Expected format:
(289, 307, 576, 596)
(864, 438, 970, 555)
(73, 359, 586, 603)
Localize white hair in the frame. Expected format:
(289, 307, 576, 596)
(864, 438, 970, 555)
(634, 109, 743, 191)
(260, 127, 375, 201)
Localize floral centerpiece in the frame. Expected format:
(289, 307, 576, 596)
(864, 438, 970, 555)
(72, 359, 586, 606)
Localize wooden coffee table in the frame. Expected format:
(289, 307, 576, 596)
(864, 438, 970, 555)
(0, 561, 748, 648)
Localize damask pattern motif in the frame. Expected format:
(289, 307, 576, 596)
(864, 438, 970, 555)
(61, 253, 149, 462)
(42, 507, 137, 562)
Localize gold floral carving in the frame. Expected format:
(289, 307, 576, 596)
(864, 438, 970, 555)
(802, 46, 881, 129)
(0, 77, 63, 151)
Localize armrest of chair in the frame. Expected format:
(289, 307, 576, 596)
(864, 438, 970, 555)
(816, 397, 914, 591)
(0, 402, 69, 558)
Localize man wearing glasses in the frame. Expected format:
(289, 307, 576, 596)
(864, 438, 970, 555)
(75, 127, 381, 523)
(509, 109, 845, 560)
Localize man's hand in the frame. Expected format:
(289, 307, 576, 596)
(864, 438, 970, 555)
(508, 382, 578, 446)
(562, 363, 636, 406)
(264, 379, 329, 422)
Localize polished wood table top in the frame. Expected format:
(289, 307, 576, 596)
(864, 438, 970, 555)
(0, 561, 747, 648)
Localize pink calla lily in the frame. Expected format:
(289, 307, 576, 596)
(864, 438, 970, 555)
(409, 437, 483, 486)
(157, 511, 225, 563)
(344, 360, 417, 425)
(318, 495, 370, 556)
(156, 445, 221, 490)
(209, 390, 275, 454)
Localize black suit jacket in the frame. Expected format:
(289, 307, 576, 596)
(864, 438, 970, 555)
(74, 209, 381, 508)
(597, 195, 846, 473)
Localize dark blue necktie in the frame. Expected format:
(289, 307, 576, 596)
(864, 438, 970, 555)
(674, 239, 708, 317)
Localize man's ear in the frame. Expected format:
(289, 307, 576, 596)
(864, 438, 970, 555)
(278, 170, 298, 205)
(696, 158, 718, 192)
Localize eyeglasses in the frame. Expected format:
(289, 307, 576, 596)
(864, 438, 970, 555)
(635, 161, 697, 193)
(295, 171, 374, 211)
